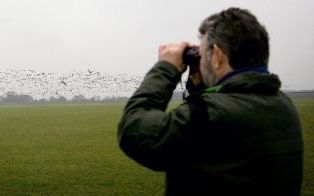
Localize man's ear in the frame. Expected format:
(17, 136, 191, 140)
(211, 44, 233, 78)
(212, 44, 226, 69)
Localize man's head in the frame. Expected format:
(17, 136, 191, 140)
(198, 7, 269, 86)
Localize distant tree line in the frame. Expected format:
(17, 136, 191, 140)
(0, 91, 34, 104)
(0, 91, 186, 104)
(284, 90, 314, 97)
(1, 90, 313, 104)
(0, 91, 130, 104)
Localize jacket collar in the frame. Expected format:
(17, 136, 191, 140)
(216, 65, 269, 86)
(205, 66, 281, 95)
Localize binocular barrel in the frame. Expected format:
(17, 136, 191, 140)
(183, 47, 200, 68)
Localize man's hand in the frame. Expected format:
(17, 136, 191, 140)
(158, 42, 189, 73)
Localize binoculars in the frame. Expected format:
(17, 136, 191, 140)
(183, 47, 200, 68)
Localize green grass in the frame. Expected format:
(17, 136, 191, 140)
(292, 98, 314, 196)
(0, 104, 164, 195)
(0, 98, 313, 195)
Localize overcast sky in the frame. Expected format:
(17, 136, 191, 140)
(0, 0, 313, 90)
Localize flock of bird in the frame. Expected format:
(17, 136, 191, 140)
(0, 68, 147, 100)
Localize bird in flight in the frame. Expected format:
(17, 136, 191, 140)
(61, 80, 67, 86)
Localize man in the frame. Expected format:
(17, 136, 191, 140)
(118, 8, 303, 195)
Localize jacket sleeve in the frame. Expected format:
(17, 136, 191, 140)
(118, 61, 192, 171)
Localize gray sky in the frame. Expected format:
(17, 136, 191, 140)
(0, 0, 313, 90)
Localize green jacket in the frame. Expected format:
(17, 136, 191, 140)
(118, 61, 303, 196)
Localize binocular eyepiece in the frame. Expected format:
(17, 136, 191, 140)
(183, 47, 200, 68)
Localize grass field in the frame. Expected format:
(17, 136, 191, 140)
(292, 97, 314, 196)
(0, 98, 313, 195)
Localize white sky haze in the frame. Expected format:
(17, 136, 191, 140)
(0, 0, 313, 90)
